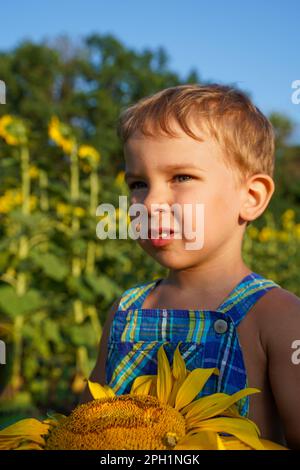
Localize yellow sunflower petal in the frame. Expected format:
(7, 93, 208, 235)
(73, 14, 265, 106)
(0, 438, 27, 450)
(190, 416, 264, 450)
(0, 434, 46, 447)
(15, 440, 45, 450)
(149, 376, 157, 396)
(168, 378, 184, 408)
(180, 392, 225, 416)
(175, 431, 226, 450)
(260, 439, 288, 450)
(185, 388, 260, 423)
(172, 342, 186, 381)
(220, 436, 253, 450)
(221, 436, 288, 450)
(222, 403, 241, 417)
(103, 385, 116, 397)
(0, 418, 49, 437)
(87, 380, 115, 399)
(0, 417, 48, 450)
(175, 367, 219, 410)
(0, 437, 21, 450)
(130, 375, 154, 396)
(156, 344, 172, 404)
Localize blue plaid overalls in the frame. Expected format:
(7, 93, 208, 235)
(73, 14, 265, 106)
(106, 271, 280, 416)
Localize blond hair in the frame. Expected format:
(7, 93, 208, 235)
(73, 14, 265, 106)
(117, 83, 275, 186)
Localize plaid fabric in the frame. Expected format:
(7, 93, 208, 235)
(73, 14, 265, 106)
(106, 272, 280, 416)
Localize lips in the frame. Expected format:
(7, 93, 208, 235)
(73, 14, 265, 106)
(148, 227, 175, 239)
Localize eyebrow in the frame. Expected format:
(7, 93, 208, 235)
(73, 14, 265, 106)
(124, 164, 206, 181)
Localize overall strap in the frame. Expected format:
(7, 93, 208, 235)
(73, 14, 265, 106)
(217, 272, 280, 327)
(117, 279, 159, 311)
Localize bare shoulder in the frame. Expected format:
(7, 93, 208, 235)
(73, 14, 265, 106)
(106, 296, 122, 323)
(256, 286, 300, 350)
(258, 286, 300, 318)
(257, 287, 300, 449)
(99, 296, 122, 342)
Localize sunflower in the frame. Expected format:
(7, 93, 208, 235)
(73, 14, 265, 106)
(0, 115, 28, 146)
(48, 116, 75, 155)
(78, 145, 100, 169)
(0, 343, 287, 450)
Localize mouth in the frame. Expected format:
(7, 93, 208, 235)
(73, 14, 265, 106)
(147, 227, 179, 248)
(148, 227, 175, 239)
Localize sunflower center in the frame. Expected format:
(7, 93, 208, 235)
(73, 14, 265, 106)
(45, 395, 186, 450)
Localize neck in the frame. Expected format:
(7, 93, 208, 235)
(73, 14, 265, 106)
(165, 252, 252, 310)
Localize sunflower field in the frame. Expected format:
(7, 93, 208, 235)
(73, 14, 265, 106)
(0, 34, 299, 427)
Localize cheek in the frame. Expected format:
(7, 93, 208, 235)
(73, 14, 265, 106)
(205, 185, 241, 235)
(178, 184, 239, 237)
(175, 189, 207, 239)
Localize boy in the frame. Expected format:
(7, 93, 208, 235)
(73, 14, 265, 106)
(80, 84, 300, 449)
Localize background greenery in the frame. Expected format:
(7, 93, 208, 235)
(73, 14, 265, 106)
(0, 34, 299, 427)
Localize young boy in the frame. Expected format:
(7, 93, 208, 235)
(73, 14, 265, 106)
(80, 84, 300, 449)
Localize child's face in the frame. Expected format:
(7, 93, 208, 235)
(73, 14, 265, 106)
(124, 123, 247, 270)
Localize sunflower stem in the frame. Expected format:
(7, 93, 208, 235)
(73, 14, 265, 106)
(39, 169, 49, 211)
(20, 145, 30, 216)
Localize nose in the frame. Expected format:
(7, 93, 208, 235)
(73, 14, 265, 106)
(143, 186, 172, 224)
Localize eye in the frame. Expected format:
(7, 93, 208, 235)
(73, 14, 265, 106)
(128, 181, 147, 190)
(173, 174, 193, 183)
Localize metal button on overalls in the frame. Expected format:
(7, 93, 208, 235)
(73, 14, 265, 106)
(214, 318, 228, 334)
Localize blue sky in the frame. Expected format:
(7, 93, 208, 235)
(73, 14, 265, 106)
(1, 0, 300, 142)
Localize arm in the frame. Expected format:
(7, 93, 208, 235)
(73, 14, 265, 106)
(261, 288, 300, 449)
(79, 297, 121, 404)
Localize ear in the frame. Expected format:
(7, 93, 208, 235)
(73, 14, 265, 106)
(240, 174, 275, 223)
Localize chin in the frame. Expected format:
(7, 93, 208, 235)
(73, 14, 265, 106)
(153, 251, 198, 271)
(138, 239, 206, 269)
